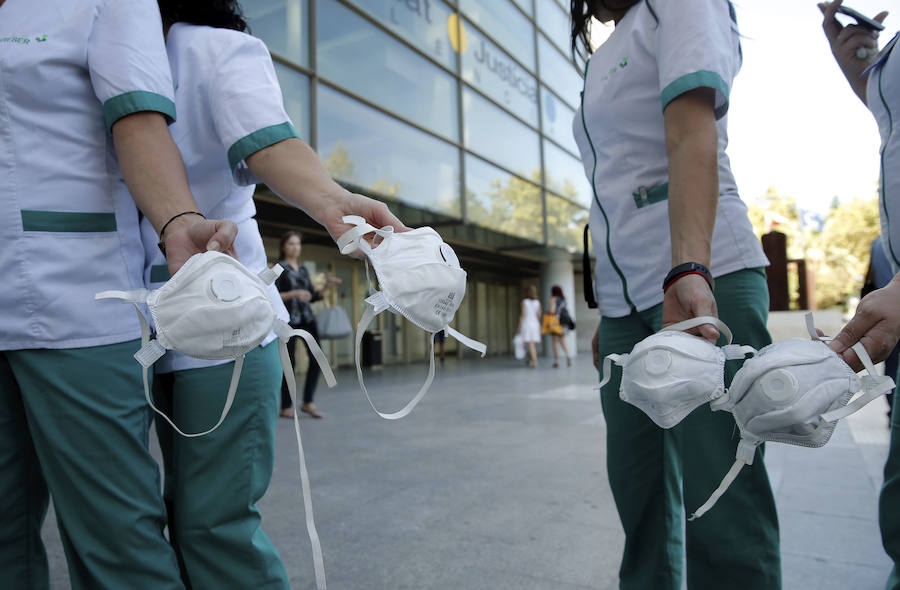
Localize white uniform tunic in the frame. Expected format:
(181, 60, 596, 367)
(572, 0, 768, 318)
(0, 0, 175, 350)
(866, 31, 900, 275)
(140, 23, 294, 373)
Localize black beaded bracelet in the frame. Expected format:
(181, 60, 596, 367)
(663, 262, 714, 293)
(157, 211, 206, 256)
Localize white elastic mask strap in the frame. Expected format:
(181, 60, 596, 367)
(444, 325, 486, 357)
(660, 316, 733, 344)
(276, 328, 333, 590)
(821, 369, 896, 423)
(688, 459, 746, 521)
(354, 303, 435, 420)
(135, 304, 241, 438)
(96, 290, 240, 438)
(337, 215, 394, 255)
(688, 440, 757, 520)
(599, 353, 626, 391)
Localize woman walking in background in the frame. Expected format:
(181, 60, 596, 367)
(277, 231, 340, 419)
(549, 285, 573, 368)
(517, 285, 542, 368)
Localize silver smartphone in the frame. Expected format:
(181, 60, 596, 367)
(836, 5, 885, 31)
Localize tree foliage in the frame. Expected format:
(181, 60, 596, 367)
(747, 187, 880, 309)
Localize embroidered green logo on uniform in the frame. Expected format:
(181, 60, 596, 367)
(35, 34, 47, 42)
(0, 34, 47, 45)
(601, 56, 629, 81)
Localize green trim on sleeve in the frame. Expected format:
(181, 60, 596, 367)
(227, 122, 300, 173)
(877, 66, 900, 269)
(661, 70, 730, 117)
(149, 264, 172, 283)
(21, 210, 117, 232)
(103, 91, 176, 133)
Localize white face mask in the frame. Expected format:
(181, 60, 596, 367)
(689, 313, 895, 520)
(600, 317, 755, 429)
(97, 251, 334, 589)
(337, 215, 486, 419)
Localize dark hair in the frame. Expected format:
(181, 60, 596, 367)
(279, 230, 302, 260)
(157, 0, 248, 32)
(570, 1, 736, 61)
(551, 285, 564, 299)
(570, 0, 644, 62)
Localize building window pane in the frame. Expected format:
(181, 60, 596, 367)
(538, 34, 582, 109)
(273, 63, 310, 141)
(543, 140, 591, 207)
(318, 86, 461, 217)
(458, 0, 535, 72)
(535, 0, 570, 56)
(243, 0, 308, 68)
(541, 86, 578, 155)
(546, 194, 588, 251)
(463, 88, 540, 179)
(510, 0, 532, 17)
(318, 0, 458, 141)
(461, 18, 538, 126)
(343, 0, 457, 71)
(466, 154, 543, 242)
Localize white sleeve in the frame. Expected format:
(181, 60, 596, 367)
(87, 0, 176, 132)
(209, 33, 299, 185)
(656, 0, 739, 119)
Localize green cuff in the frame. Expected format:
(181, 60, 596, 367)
(661, 70, 730, 118)
(103, 91, 176, 133)
(227, 122, 300, 173)
(632, 183, 668, 209)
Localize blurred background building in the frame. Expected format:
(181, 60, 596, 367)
(244, 0, 597, 366)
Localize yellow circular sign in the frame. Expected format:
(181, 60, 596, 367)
(447, 13, 467, 54)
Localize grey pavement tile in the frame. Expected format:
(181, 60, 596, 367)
(778, 509, 890, 569)
(781, 552, 889, 590)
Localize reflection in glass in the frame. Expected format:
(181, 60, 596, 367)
(466, 154, 543, 242)
(538, 34, 582, 109)
(543, 140, 591, 208)
(463, 88, 540, 179)
(243, 0, 308, 67)
(344, 0, 457, 71)
(536, 0, 570, 55)
(318, 86, 461, 217)
(273, 63, 310, 141)
(547, 194, 589, 252)
(459, 0, 535, 71)
(318, 0, 458, 140)
(461, 18, 538, 126)
(541, 86, 578, 155)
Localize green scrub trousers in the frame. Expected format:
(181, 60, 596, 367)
(881, 363, 900, 590)
(0, 340, 184, 590)
(596, 268, 781, 590)
(153, 340, 289, 590)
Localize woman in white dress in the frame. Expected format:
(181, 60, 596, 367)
(517, 285, 542, 368)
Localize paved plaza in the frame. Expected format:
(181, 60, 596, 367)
(43, 311, 893, 589)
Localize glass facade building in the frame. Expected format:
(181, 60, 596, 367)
(245, 0, 591, 365)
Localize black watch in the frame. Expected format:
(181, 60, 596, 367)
(663, 262, 714, 292)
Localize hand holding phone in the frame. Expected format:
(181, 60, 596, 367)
(836, 5, 886, 31)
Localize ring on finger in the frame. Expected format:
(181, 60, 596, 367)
(856, 47, 873, 59)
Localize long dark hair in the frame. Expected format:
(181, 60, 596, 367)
(551, 285, 565, 299)
(279, 230, 302, 260)
(570, 0, 737, 61)
(157, 0, 248, 32)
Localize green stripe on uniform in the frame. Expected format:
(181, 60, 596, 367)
(21, 210, 117, 232)
(149, 264, 171, 283)
(661, 70, 730, 117)
(103, 91, 177, 133)
(227, 122, 300, 173)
